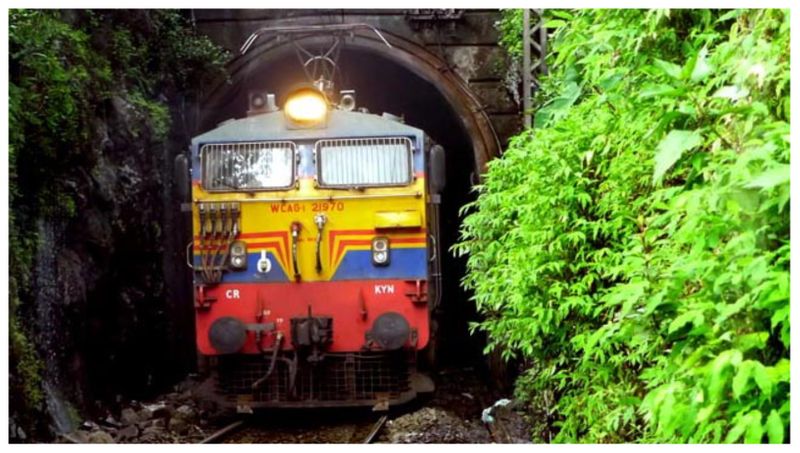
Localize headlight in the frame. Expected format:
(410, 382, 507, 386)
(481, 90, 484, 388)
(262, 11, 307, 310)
(229, 240, 247, 270)
(284, 87, 328, 127)
(372, 237, 390, 266)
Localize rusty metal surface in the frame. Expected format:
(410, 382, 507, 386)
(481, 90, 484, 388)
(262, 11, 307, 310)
(523, 9, 548, 128)
(211, 352, 423, 409)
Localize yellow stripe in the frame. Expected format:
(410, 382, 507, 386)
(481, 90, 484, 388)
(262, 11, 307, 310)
(192, 178, 428, 281)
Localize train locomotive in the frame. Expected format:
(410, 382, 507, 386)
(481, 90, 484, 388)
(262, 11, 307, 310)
(182, 82, 445, 411)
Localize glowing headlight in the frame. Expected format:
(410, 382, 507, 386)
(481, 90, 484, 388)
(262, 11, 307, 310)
(284, 88, 328, 127)
(372, 237, 390, 266)
(229, 240, 247, 270)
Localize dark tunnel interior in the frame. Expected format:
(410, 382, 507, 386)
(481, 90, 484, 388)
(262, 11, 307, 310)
(199, 46, 488, 373)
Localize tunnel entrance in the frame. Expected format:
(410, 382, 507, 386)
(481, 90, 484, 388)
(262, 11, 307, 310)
(197, 38, 501, 375)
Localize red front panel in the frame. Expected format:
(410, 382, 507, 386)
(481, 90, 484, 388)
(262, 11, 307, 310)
(196, 280, 430, 355)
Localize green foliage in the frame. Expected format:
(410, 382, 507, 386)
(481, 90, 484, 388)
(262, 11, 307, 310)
(497, 9, 524, 60)
(456, 9, 789, 443)
(129, 91, 172, 141)
(8, 9, 228, 437)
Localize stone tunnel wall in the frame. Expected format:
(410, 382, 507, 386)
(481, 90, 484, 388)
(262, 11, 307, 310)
(190, 9, 522, 146)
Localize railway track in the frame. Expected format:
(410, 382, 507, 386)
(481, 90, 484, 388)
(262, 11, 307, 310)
(199, 419, 248, 444)
(199, 414, 389, 444)
(362, 415, 388, 444)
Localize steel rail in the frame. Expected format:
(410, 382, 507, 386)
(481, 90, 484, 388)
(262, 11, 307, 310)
(363, 415, 388, 444)
(199, 419, 248, 444)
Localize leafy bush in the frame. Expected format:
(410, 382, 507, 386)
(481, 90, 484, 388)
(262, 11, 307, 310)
(456, 9, 789, 443)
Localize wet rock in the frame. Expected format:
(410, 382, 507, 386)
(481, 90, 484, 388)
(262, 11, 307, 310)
(139, 425, 165, 443)
(175, 404, 197, 420)
(488, 405, 530, 443)
(168, 404, 197, 435)
(120, 408, 140, 425)
(177, 390, 193, 402)
(103, 414, 122, 428)
(116, 424, 140, 441)
(80, 420, 99, 431)
(384, 407, 491, 443)
(63, 430, 88, 443)
(168, 416, 189, 435)
(88, 430, 115, 443)
(139, 402, 170, 420)
(142, 418, 167, 429)
(481, 399, 530, 443)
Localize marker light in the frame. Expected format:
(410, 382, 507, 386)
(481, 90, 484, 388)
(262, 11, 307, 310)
(229, 240, 248, 270)
(372, 237, 390, 266)
(284, 88, 328, 127)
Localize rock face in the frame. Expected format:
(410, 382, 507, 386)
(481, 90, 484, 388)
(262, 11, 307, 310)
(8, 11, 229, 442)
(25, 81, 195, 437)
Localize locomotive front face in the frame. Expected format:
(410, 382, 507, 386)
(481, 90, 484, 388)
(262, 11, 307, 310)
(188, 92, 439, 408)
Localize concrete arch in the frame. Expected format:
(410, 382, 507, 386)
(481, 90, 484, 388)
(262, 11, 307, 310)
(200, 28, 502, 174)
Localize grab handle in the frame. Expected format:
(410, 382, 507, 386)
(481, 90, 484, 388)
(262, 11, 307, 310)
(291, 222, 302, 282)
(314, 213, 327, 273)
(186, 241, 194, 269)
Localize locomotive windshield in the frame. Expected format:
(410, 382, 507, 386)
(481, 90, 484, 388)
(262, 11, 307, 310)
(201, 141, 295, 191)
(316, 137, 413, 188)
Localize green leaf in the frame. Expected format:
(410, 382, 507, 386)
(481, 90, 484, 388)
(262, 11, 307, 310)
(690, 48, 712, 83)
(709, 350, 743, 400)
(653, 58, 683, 80)
(766, 359, 790, 384)
(745, 165, 790, 189)
(744, 415, 764, 444)
(639, 83, 681, 99)
(724, 416, 747, 443)
(545, 19, 567, 28)
(716, 9, 745, 22)
(725, 410, 760, 443)
(765, 410, 784, 443)
(751, 362, 772, 397)
(653, 129, 704, 184)
(713, 85, 750, 101)
(734, 332, 769, 352)
(668, 310, 703, 334)
(732, 362, 752, 399)
(534, 82, 582, 128)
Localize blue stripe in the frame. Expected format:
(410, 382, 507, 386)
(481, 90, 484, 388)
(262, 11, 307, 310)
(193, 251, 289, 283)
(331, 248, 427, 280)
(193, 248, 428, 283)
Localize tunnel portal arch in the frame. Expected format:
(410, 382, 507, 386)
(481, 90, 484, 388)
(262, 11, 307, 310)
(199, 30, 502, 175)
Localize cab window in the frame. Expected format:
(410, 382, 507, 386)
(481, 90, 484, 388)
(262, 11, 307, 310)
(201, 141, 295, 191)
(316, 137, 413, 188)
